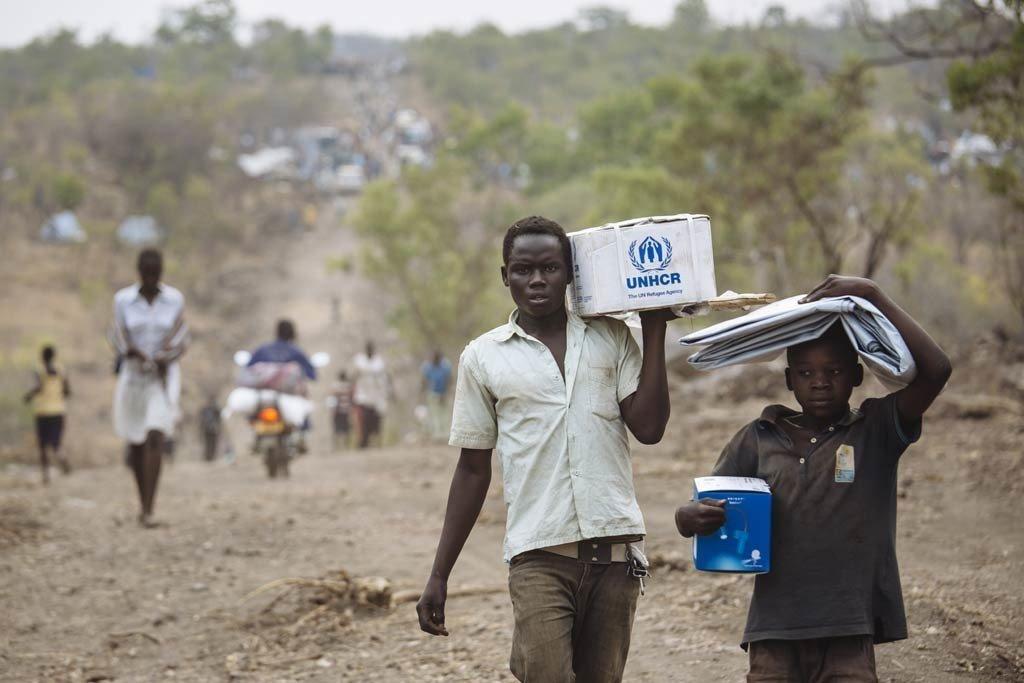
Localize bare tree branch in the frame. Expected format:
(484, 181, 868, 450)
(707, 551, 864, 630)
(847, 0, 1018, 76)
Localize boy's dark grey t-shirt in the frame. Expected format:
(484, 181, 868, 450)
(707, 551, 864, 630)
(712, 394, 921, 646)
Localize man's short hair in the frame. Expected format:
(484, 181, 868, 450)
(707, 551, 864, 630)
(41, 345, 56, 363)
(276, 319, 296, 342)
(502, 216, 573, 275)
(137, 248, 162, 270)
(787, 321, 858, 366)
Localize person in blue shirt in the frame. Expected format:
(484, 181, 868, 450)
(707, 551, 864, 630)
(249, 320, 316, 381)
(421, 350, 452, 441)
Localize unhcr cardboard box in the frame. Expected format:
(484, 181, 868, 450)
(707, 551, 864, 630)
(568, 214, 716, 316)
(693, 476, 771, 574)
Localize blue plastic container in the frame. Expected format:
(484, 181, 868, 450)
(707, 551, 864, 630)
(693, 476, 771, 573)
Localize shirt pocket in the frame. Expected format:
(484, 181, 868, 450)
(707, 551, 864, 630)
(588, 365, 620, 420)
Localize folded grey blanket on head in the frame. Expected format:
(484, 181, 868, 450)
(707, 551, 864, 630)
(678, 295, 917, 390)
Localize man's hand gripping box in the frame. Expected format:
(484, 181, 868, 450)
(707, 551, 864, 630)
(567, 214, 716, 316)
(693, 476, 771, 574)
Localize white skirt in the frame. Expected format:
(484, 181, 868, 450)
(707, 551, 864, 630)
(114, 362, 180, 445)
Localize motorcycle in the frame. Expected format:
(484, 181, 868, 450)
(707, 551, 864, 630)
(226, 350, 330, 478)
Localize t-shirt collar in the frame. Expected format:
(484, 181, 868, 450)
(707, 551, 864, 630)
(756, 403, 864, 428)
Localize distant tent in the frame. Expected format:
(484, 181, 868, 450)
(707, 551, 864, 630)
(39, 211, 87, 243)
(237, 147, 296, 178)
(117, 215, 165, 246)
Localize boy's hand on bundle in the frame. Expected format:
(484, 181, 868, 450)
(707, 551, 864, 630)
(674, 499, 727, 538)
(800, 275, 880, 304)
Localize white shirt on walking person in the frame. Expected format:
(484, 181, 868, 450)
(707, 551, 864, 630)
(448, 309, 646, 562)
(111, 283, 188, 445)
(352, 352, 390, 414)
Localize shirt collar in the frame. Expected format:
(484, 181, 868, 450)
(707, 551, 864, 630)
(756, 403, 863, 428)
(133, 283, 164, 301)
(490, 308, 586, 342)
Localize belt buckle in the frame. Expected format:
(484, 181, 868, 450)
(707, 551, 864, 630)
(579, 541, 612, 564)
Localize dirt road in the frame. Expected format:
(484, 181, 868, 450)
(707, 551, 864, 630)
(3, 217, 1024, 682)
(3, 375, 1023, 682)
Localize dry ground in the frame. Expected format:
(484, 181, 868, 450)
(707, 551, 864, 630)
(3, 210, 1024, 682)
(1, 368, 1023, 682)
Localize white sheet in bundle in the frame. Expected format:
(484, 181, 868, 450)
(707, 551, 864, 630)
(678, 295, 917, 390)
(222, 387, 313, 427)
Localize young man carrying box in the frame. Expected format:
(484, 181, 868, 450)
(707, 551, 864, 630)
(676, 275, 952, 682)
(416, 216, 676, 682)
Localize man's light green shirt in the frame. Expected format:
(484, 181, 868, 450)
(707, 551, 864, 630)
(449, 310, 645, 562)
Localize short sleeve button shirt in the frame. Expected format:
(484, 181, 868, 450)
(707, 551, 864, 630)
(713, 394, 922, 646)
(113, 284, 185, 359)
(449, 310, 645, 562)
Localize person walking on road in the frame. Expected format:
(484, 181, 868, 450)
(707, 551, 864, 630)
(23, 345, 71, 484)
(352, 341, 391, 448)
(416, 216, 676, 682)
(198, 396, 222, 462)
(111, 249, 189, 528)
(420, 350, 452, 441)
(328, 370, 355, 450)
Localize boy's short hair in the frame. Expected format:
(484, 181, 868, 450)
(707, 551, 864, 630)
(502, 216, 573, 274)
(786, 322, 858, 366)
(41, 345, 56, 363)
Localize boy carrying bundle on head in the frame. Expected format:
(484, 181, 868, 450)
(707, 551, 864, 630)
(675, 276, 952, 682)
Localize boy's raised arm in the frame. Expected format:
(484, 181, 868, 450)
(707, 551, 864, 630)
(416, 447, 492, 636)
(801, 275, 953, 421)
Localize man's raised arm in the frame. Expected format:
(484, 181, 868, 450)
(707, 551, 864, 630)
(619, 309, 676, 444)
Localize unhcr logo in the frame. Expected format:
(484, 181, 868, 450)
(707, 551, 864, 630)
(628, 236, 673, 272)
(626, 235, 680, 289)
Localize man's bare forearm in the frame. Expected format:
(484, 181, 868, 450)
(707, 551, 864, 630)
(429, 449, 492, 581)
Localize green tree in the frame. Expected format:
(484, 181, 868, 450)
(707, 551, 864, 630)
(82, 82, 216, 203)
(838, 130, 930, 278)
(249, 20, 334, 77)
(154, 0, 241, 81)
(156, 0, 237, 47)
(673, 0, 711, 33)
(578, 7, 631, 32)
(350, 158, 516, 354)
(854, 0, 1024, 321)
(52, 173, 85, 210)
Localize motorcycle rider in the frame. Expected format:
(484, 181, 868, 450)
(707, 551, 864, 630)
(247, 319, 317, 452)
(249, 320, 317, 382)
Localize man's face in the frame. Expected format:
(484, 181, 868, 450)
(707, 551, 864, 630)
(138, 258, 162, 290)
(785, 342, 862, 421)
(501, 233, 569, 319)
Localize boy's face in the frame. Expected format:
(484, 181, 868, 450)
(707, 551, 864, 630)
(785, 341, 863, 421)
(501, 234, 569, 319)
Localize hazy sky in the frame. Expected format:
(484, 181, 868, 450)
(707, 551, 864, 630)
(0, 0, 915, 47)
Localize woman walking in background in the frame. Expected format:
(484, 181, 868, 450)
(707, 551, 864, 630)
(111, 249, 189, 528)
(23, 345, 71, 484)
